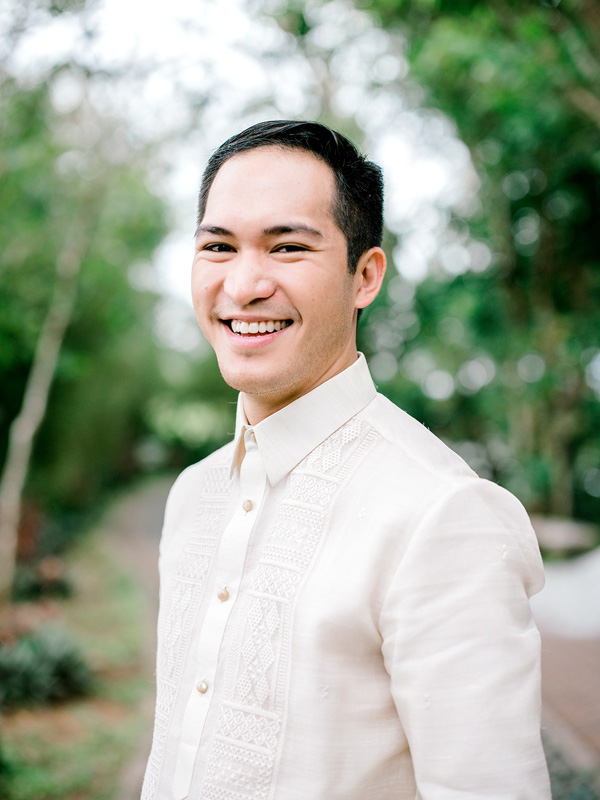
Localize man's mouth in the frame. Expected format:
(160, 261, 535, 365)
(225, 319, 292, 335)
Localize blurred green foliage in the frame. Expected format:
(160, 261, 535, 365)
(0, 74, 170, 515)
(281, 0, 600, 519)
(2, 0, 599, 568)
(363, 0, 600, 519)
(0, 627, 93, 709)
(12, 559, 74, 602)
(0, 515, 153, 800)
(145, 351, 238, 465)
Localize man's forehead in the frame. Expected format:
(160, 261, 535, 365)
(201, 145, 337, 223)
(208, 145, 334, 194)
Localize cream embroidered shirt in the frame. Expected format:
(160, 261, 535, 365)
(142, 354, 551, 800)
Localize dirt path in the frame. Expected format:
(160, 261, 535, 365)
(100, 477, 172, 800)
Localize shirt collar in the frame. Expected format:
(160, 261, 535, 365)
(230, 353, 376, 485)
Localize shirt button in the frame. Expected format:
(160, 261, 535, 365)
(217, 587, 230, 602)
(242, 499, 253, 512)
(196, 680, 209, 694)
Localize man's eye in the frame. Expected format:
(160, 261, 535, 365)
(204, 243, 235, 252)
(274, 244, 308, 253)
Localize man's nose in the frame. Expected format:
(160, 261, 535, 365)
(223, 252, 276, 306)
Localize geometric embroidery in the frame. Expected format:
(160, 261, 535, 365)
(217, 706, 281, 750)
(253, 563, 301, 599)
(204, 741, 272, 800)
(288, 471, 337, 509)
(201, 418, 381, 800)
(263, 508, 322, 572)
(236, 596, 282, 708)
(141, 454, 231, 800)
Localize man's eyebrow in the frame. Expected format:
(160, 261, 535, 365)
(196, 225, 233, 237)
(263, 224, 323, 238)
(195, 223, 324, 239)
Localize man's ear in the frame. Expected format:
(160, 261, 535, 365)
(354, 247, 386, 310)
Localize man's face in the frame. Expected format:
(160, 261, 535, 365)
(192, 146, 367, 419)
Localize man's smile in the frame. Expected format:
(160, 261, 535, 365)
(223, 318, 293, 336)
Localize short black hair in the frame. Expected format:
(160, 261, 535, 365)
(196, 120, 384, 274)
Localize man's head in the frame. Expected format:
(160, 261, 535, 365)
(196, 120, 384, 273)
(192, 121, 386, 424)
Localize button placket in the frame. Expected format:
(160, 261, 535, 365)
(173, 425, 268, 799)
(173, 430, 267, 796)
(238, 429, 261, 519)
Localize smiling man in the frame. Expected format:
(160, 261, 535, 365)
(191, 144, 377, 421)
(142, 121, 551, 800)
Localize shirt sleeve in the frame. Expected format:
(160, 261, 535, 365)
(379, 477, 551, 799)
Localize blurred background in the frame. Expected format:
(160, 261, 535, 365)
(0, 0, 599, 798)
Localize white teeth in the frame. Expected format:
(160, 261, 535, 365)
(230, 319, 289, 334)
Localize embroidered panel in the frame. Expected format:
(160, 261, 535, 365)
(141, 458, 231, 800)
(204, 742, 272, 800)
(217, 705, 281, 750)
(201, 419, 381, 800)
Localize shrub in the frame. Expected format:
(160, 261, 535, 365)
(0, 738, 13, 789)
(12, 558, 74, 602)
(0, 627, 93, 709)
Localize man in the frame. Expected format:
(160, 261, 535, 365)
(142, 120, 551, 799)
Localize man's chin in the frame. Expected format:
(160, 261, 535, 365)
(217, 363, 284, 398)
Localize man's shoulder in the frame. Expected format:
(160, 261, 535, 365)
(356, 393, 543, 592)
(359, 392, 476, 488)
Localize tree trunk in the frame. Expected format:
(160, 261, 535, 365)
(0, 223, 90, 605)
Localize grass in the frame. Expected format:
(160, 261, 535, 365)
(2, 525, 154, 800)
(3, 704, 146, 800)
(61, 535, 146, 682)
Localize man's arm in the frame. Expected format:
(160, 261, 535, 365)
(380, 477, 551, 799)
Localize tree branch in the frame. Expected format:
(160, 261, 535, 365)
(0, 219, 91, 605)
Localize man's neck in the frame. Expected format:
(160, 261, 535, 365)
(241, 351, 360, 426)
